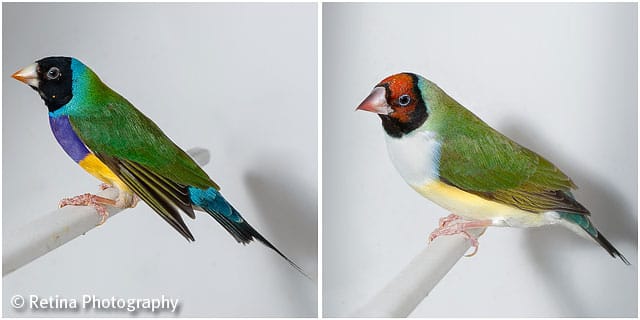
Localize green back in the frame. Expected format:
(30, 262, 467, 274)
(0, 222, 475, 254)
(65, 66, 218, 190)
(419, 79, 587, 214)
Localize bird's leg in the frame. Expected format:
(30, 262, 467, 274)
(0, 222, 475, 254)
(429, 219, 491, 257)
(438, 213, 464, 228)
(59, 193, 116, 225)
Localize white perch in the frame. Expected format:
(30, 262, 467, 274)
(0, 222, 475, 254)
(2, 148, 210, 276)
(350, 227, 486, 317)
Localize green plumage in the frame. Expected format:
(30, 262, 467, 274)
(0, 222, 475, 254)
(61, 61, 221, 240)
(65, 66, 219, 191)
(359, 72, 628, 264)
(420, 79, 588, 215)
(13, 56, 307, 274)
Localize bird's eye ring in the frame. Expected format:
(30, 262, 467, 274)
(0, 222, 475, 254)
(398, 94, 411, 106)
(46, 67, 61, 80)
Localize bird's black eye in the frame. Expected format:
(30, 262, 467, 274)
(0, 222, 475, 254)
(46, 67, 61, 80)
(398, 94, 411, 106)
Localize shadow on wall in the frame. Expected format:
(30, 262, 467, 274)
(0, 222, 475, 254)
(243, 154, 318, 316)
(500, 119, 638, 317)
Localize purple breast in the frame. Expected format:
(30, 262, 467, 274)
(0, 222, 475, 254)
(49, 115, 91, 163)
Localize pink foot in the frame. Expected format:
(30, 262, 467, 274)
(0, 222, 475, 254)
(429, 218, 491, 257)
(439, 213, 463, 228)
(59, 193, 116, 225)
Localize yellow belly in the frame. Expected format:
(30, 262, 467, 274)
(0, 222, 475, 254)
(412, 180, 549, 227)
(78, 154, 130, 192)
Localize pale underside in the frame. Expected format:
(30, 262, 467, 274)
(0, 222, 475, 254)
(384, 130, 563, 228)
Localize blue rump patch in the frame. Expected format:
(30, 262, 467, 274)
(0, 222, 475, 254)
(188, 187, 243, 223)
(560, 212, 597, 237)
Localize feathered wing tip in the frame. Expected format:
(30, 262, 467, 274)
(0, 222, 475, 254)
(204, 203, 312, 279)
(593, 231, 631, 265)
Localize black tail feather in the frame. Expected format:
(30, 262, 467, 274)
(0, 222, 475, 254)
(244, 223, 312, 279)
(205, 207, 254, 244)
(205, 207, 311, 279)
(592, 231, 630, 265)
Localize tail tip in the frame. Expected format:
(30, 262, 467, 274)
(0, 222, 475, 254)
(616, 252, 631, 266)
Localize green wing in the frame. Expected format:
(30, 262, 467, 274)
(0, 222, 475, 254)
(67, 94, 220, 240)
(68, 96, 219, 191)
(438, 130, 589, 215)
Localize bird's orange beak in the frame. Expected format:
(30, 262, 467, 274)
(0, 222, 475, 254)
(12, 63, 39, 87)
(356, 86, 392, 115)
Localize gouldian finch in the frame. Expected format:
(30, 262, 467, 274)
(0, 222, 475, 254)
(12, 56, 306, 275)
(357, 72, 629, 264)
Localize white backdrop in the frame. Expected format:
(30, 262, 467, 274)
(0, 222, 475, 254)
(323, 3, 637, 317)
(3, 3, 317, 317)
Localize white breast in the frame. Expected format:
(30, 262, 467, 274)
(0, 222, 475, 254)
(384, 130, 440, 186)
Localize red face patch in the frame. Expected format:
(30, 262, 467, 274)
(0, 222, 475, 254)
(377, 73, 419, 123)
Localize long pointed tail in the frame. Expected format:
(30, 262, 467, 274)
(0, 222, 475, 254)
(593, 231, 630, 265)
(189, 187, 310, 278)
(560, 212, 630, 265)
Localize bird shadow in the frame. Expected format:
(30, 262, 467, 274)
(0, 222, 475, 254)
(499, 119, 638, 316)
(243, 156, 318, 316)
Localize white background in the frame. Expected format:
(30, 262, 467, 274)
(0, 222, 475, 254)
(3, 3, 317, 317)
(324, 3, 637, 317)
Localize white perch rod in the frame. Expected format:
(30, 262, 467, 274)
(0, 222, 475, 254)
(2, 148, 210, 277)
(350, 227, 486, 317)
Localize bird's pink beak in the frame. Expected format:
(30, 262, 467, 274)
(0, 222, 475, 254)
(356, 86, 392, 115)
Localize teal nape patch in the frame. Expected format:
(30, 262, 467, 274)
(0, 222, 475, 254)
(188, 187, 243, 223)
(560, 212, 597, 237)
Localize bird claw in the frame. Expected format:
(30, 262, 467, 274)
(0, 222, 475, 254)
(429, 215, 489, 257)
(59, 193, 115, 226)
(438, 213, 463, 228)
(94, 206, 110, 226)
(462, 231, 480, 257)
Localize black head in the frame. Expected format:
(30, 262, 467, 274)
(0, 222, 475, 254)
(12, 56, 73, 112)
